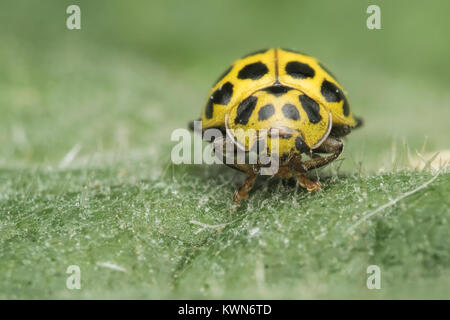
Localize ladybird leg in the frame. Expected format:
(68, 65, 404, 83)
(212, 136, 259, 202)
(227, 163, 258, 202)
(302, 137, 343, 171)
(288, 154, 320, 191)
(233, 170, 258, 203)
(294, 171, 321, 192)
(273, 166, 292, 179)
(224, 162, 254, 174)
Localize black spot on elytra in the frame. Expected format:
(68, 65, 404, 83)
(263, 85, 291, 97)
(241, 49, 268, 58)
(214, 66, 232, 85)
(295, 136, 310, 153)
(285, 61, 315, 79)
(318, 62, 338, 81)
(282, 104, 300, 121)
(212, 82, 233, 105)
(258, 104, 275, 121)
(321, 80, 350, 116)
(320, 80, 342, 103)
(299, 94, 322, 124)
(238, 62, 269, 80)
(205, 82, 234, 119)
(235, 96, 258, 125)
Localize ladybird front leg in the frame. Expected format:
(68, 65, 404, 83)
(273, 166, 292, 179)
(233, 170, 258, 203)
(288, 154, 321, 192)
(290, 137, 344, 192)
(294, 171, 321, 192)
(302, 137, 344, 171)
(212, 136, 259, 202)
(226, 162, 258, 202)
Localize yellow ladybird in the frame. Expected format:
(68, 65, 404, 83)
(190, 48, 362, 202)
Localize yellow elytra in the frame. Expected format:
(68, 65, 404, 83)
(199, 48, 358, 155)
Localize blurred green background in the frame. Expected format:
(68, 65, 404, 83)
(0, 0, 449, 299)
(1, 0, 449, 167)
